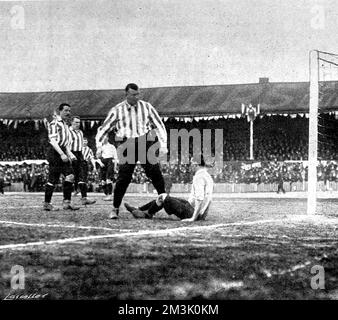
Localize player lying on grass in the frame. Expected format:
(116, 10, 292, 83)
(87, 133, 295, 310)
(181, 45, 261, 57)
(124, 156, 214, 222)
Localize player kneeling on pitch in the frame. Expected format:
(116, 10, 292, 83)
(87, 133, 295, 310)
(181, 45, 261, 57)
(124, 156, 214, 222)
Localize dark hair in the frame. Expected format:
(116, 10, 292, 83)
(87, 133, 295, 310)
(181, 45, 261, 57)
(125, 83, 138, 92)
(71, 116, 81, 122)
(59, 103, 71, 111)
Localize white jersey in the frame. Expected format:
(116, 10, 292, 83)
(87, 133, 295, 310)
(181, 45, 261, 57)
(102, 143, 118, 159)
(188, 168, 214, 217)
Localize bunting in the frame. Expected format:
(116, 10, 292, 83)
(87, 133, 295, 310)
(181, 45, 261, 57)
(0, 111, 336, 128)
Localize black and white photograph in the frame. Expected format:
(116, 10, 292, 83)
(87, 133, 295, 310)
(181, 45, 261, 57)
(1, 0, 338, 309)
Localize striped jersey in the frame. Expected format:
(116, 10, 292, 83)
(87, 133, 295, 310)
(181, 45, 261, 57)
(69, 127, 84, 152)
(47, 115, 72, 148)
(188, 168, 214, 217)
(102, 142, 118, 159)
(82, 146, 94, 162)
(95, 100, 167, 150)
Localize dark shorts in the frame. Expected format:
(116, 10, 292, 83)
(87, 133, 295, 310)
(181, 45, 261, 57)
(82, 162, 89, 182)
(46, 145, 74, 185)
(163, 196, 210, 220)
(163, 196, 194, 220)
(100, 158, 115, 182)
(72, 151, 87, 183)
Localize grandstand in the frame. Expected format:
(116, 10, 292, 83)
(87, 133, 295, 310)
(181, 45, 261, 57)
(0, 78, 337, 193)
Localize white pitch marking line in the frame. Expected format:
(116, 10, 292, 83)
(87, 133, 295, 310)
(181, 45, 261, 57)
(0, 220, 128, 232)
(263, 261, 313, 278)
(1, 206, 42, 210)
(1, 204, 113, 210)
(0, 218, 285, 251)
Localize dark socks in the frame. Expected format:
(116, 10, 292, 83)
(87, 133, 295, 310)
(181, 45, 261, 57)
(63, 181, 73, 201)
(103, 184, 108, 195)
(79, 182, 87, 198)
(45, 184, 54, 203)
(107, 183, 113, 195)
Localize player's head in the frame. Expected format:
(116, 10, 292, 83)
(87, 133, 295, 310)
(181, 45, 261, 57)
(58, 103, 71, 121)
(103, 135, 109, 145)
(83, 137, 88, 147)
(71, 116, 81, 130)
(125, 83, 140, 106)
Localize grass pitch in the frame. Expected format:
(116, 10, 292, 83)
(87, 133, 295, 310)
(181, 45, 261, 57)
(0, 192, 338, 299)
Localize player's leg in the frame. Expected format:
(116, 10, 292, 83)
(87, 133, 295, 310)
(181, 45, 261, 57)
(79, 159, 96, 205)
(141, 162, 166, 217)
(62, 161, 80, 210)
(196, 202, 211, 221)
(125, 200, 158, 219)
(112, 163, 136, 216)
(104, 159, 114, 200)
(100, 159, 110, 198)
(44, 171, 60, 205)
(163, 196, 194, 220)
(139, 200, 158, 211)
(128, 196, 194, 220)
(72, 157, 80, 196)
(124, 199, 158, 217)
(0, 179, 5, 194)
(142, 163, 166, 194)
(43, 148, 61, 211)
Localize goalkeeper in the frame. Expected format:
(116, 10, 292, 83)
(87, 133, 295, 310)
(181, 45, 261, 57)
(124, 156, 214, 222)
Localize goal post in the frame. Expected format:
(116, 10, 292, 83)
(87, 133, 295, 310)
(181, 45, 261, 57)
(307, 50, 319, 215)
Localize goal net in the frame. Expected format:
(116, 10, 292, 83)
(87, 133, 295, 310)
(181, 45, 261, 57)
(307, 50, 338, 214)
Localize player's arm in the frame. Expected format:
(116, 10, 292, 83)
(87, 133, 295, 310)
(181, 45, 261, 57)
(95, 127, 105, 158)
(96, 107, 118, 155)
(91, 160, 98, 172)
(90, 158, 97, 170)
(96, 158, 105, 167)
(88, 149, 98, 171)
(182, 177, 205, 222)
(49, 139, 67, 158)
(112, 145, 119, 164)
(148, 103, 168, 154)
(187, 192, 194, 207)
(182, 200, 204, 222)
(65, 144, 76, 161)
(48, 122, 69, 162)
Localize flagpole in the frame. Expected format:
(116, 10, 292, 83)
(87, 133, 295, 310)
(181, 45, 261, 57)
(250, 120, 254, 160)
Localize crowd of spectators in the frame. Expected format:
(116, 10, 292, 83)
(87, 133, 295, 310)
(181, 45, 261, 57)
(1, 114, 337, 162)
(211, 160, 338, 184)
(1, 160, 337, 192)
(1, 114, 337, 191)
(0, 122, 47, 161)
(0, 163, 49, 192)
